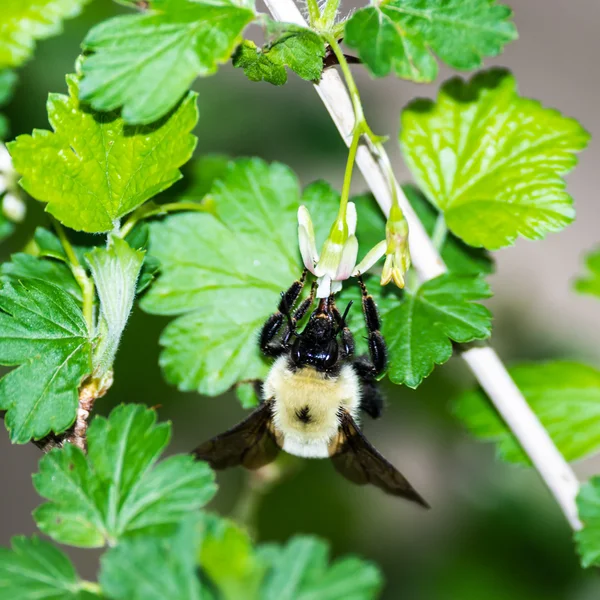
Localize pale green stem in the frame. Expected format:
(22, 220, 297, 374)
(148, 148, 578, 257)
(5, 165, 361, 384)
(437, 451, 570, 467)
(320, 0, 341, 29)
(79, 581, 103, 595)
(51, 217, 95, 333)
(119, 201, 209, 238)
(338, 124, 362, 220)
(431, 213, 448, 251)
(306, 0, 321, 25)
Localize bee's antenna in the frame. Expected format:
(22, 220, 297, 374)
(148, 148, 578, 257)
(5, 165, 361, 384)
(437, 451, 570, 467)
(335, 300, 353, 334)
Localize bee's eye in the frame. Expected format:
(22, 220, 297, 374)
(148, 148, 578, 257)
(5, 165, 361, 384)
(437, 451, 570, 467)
(323, 342, 338, 368)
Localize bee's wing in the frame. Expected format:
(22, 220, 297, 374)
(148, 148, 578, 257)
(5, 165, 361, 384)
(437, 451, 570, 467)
(193, 401, 281, 470)
(331, 410, 429, 508)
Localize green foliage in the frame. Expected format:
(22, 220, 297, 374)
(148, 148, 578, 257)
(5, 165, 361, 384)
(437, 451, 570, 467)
(33, 404, 216, 547)
(141, 158, 300, 396)
(384, 274, 492, 388)
(1, 252, 81, 302)
(455, 362, 600, 463)
(0, 0, 91, 68)
(0, 536, 94, 600)
(400, 69, 590, 250)
(575, 478, 600, 568)
(344, 0, 516, 82)
(200, 514, 266, 599)
(404, 185, 494, 275)
(0, 278, 91, 443)
(100, 515, 203, 600)
(86, 237, 144, 377)
(0, 69, 17, 139)
(233, 23, 325, 86)
(259, 536, 382, 600)
(8, 77, 197, 233)
(575, 248, 600, 299)
(80, 0, 255, 124)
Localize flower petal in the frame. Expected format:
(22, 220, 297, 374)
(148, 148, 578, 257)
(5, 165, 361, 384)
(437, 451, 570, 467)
(352, 239, 387, 277)
(298, 225, 317, 274)
(346, 202, 357, 236)
(298, 205, 319, 259)
(316, 274, 332, 298)
(335, 235, 358, 280)
(0, 145, 11, 172)
(380, 253, 394, 286)
(2, 192, 26, 223)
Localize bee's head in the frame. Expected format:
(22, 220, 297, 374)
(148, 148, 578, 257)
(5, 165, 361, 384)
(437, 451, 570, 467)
(290, 298, 339, 371)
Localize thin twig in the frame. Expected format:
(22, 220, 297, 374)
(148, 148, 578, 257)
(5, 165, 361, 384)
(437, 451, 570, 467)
(263, 0, 582, 530)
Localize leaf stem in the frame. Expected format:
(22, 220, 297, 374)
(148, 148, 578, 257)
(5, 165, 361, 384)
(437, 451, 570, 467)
(320, 0, 340, 29)
(306, 0, 321, 25)
(119, 201, 209, 238)
(50, 217, 95, 333)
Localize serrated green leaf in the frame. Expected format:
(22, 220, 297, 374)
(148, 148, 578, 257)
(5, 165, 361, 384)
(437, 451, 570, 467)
(575, 477, 600, 568)
(344, 0, 516, 82)
(400, 69, 590, 250)
(100, 514, 203, 600)
(125, 223, 161, 294)
(86, 236, 144, 377)
(200, 514, 266, 600)
(575, 248, 600, 299)
(33, 404, 216, 547)
(260, 536, 382, 600)
(0, 536, 93, 600)
(140, 158, 301, 396)
(80, 0, 255, 124)
(233, 23, 325, 86)
(8, 76, 197, 233)
(1, 252, 81, 303)
(30, 227, 90, 265)
(0, 0, 91, 69)
(384, 274, 492, 388)
(0, 278, 91, 443)
(179, 153, 231, 202)
(454, 361, 600, 464)
(403, 184, 493, 275)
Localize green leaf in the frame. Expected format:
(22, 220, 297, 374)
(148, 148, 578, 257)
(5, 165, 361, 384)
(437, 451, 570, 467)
(80, 0, 255, 124)
(200, 514, 266, 600)
(86, 236, 144, 377)
(100, 515, 202, 600)
(140, 158, 301, 396)
(178, 153, 231, 202)
(344, 0, 516, 82)
(30, 227, 90, 265)
(0, 278, 92, 443)
(260, 536, 382, 600)
(575, 248, 600, 299)
(233, 23, 325, 86)
(0, 0, 91, 68)
(33, 403, 216, 547)
(400, 69, 590, 250)
(403, 184, 493, 275)
(0, 69, 17, 139)
(8, 76, 197, 233)
(575, 477, 600, 568)
(384, 274, 492, 388)
(1, 252, 81, 303)
(0, 536, 93, 599)
(125, 223, 161, 294)
(455, 361, 600, 464)
(235, 381, 260, 409)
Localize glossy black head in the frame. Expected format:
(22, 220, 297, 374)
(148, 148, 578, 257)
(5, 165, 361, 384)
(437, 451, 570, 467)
(290, 298, 340, 372)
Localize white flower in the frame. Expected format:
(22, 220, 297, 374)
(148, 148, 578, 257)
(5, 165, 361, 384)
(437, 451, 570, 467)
(0, 143, 25, 224)
(298, 202, 359, 298)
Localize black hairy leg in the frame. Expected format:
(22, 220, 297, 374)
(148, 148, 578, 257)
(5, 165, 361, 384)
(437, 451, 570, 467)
(259, 270, 314, 357)
(354, 358, 385, 419)
(331, 296, 355, 359)
(356, 275, 388, 378)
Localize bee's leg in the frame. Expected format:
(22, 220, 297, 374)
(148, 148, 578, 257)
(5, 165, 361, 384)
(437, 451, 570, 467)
(356, 275, 388, 377)
(356, 372, 385, 419)
(259, 270, 307, 357)
(281, 281, 317, 346)
(331, 297, 355, 359)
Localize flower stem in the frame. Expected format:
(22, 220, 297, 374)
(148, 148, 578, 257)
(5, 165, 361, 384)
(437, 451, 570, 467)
(119, 201, 209, 238)
(338, 124, 362, 219)
(51, 217, 95, 333)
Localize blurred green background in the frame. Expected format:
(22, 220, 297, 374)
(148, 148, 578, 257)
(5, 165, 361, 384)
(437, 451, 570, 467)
(2, 1, 600, 598)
